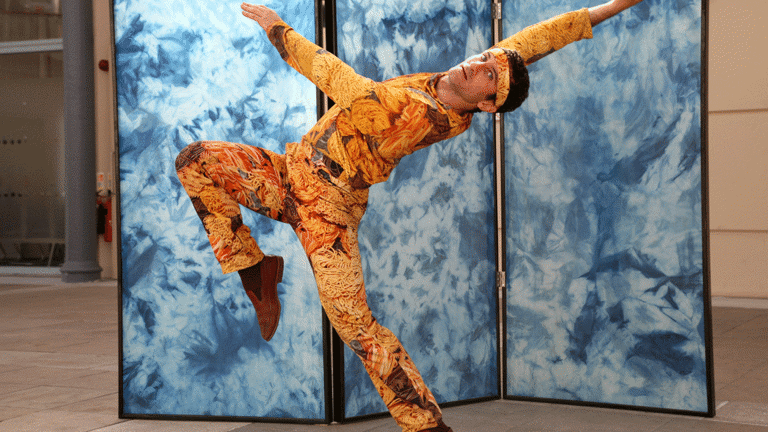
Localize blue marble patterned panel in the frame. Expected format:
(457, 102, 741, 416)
(336, 0, 498, 418)
(114, 0, 326, 419)
(503, 0, 707, 412)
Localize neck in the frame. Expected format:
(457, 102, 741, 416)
(435, 75, 471, 115)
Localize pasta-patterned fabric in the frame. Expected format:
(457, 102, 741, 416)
(495, 8, 592, 65)
(176, 139, 444, 430)
(172, 15, 480, 430)
(173, 7, 591, 430)
(269, 20, 475, 188)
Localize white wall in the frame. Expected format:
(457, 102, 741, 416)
(708, 0, 768, 298)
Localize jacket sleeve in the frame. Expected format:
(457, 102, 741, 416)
(493, 8, 593, 65)
(266, 21, 375, 110)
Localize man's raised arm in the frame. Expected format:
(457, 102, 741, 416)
(494, 0, 644, 65)
(241, 3, 375, 110)
(589, 0, 644, 27)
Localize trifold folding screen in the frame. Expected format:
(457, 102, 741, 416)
(115, 0, 712, 422)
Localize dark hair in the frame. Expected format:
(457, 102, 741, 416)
(497, 48, 529, 114)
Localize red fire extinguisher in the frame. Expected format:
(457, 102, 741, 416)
(97, 194, 113, 242)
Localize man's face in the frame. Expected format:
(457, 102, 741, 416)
(444, 51, 499, 108)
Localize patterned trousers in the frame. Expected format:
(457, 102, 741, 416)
(175, 140, 445, 431)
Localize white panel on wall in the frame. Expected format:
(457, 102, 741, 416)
(709, 0, 768, 111)
(708, 111, 768, 231)
(710, 232, 768, 298)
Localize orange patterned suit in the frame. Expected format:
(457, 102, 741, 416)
(176, 9, 592, 431)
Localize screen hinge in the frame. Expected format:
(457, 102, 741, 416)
(496, 270, 506, 289)
(492, 2, 502, 20)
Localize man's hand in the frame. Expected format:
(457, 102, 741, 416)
(241, 3, 282, 32)
(589, 0, 644, 27)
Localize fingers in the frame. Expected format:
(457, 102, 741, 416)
(240, 3, 263, 13)
(241, 2, 261, 19)
(240, 3, 280, 30)
(240, 3, 272, 17)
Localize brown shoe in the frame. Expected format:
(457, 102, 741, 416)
(239, 255, 283, 341)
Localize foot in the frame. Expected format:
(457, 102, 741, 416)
(239, 255, 284, 341)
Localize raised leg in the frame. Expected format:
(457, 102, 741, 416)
(176, 141, 296, 339)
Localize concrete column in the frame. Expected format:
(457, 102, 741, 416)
(60, 0, 101, 282)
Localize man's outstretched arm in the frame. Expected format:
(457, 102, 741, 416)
(589, 0, 644, 27)
(241, 3, 376, 110)
(494, 0, 644, 65)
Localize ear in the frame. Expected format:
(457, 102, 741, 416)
(477, 99, 498, 113)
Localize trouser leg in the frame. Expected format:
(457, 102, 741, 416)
(285, 142, 448, 431)
(304, 226, 445, 431)
(175, 141, 295, 273)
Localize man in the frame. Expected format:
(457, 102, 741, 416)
(175, 1, 643, 430)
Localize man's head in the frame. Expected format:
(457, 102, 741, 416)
(491, 48, 529, 114)
(441, 48, 529, 114)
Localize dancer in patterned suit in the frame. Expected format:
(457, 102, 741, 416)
(175, 1, 644, 430)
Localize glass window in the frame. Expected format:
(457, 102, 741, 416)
(1, 0, 62, 43)
(0, 15, 64, 266)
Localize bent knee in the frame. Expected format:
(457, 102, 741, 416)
(175, 141, 206, 171)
